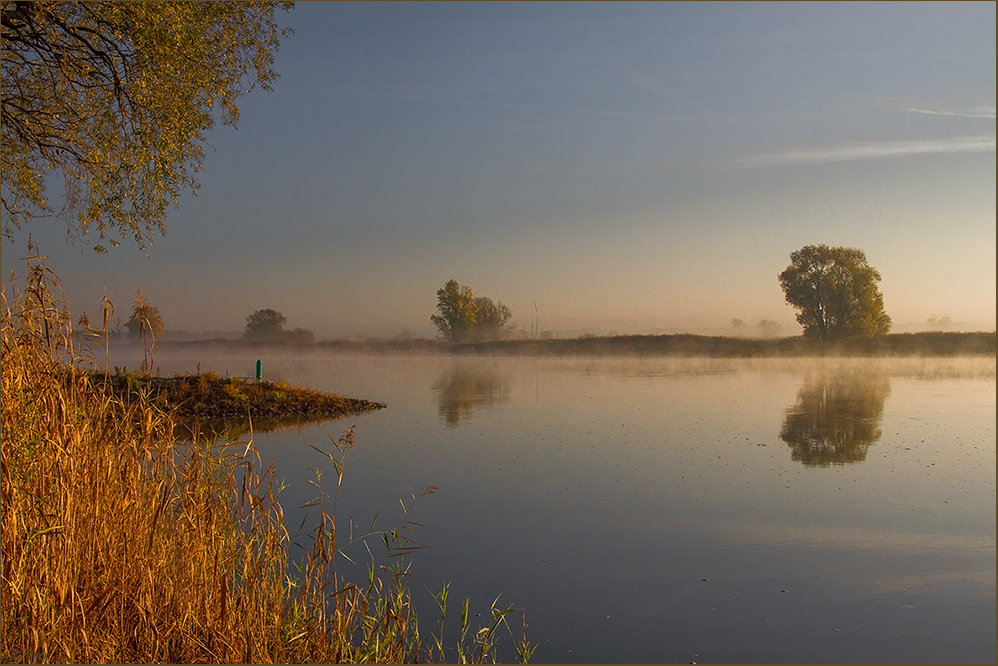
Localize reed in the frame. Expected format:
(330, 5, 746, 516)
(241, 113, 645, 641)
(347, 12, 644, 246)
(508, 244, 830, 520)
(1, 251, 534, 663)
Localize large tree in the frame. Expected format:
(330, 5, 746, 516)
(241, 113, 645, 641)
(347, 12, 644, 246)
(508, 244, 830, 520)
(431, 280, 514, 344)
(244, 308, 286, 341)
(430, 279, 477, 344)
(1, 1, 293, 251)
(778, 244, 891, 341)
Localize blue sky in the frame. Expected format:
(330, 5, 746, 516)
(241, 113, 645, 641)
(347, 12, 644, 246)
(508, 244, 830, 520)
(4, 1, 995, 338)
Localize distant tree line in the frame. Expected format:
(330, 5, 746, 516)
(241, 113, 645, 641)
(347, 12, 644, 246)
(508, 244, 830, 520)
(431, 279, 514, 344)
(114, 245, 893, 347)
(730, 318, 783, 338)
(427, 249, 891, 347)
(112, 299, 315, 345)
(244, 308, 314, 343)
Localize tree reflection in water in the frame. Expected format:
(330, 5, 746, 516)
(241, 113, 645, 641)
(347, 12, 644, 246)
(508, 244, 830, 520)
(433, 365, 510, 425)
(780, 370, 892, 466)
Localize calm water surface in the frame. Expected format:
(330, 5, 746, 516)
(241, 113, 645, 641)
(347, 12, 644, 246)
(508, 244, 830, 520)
(141, 350, 995, 663)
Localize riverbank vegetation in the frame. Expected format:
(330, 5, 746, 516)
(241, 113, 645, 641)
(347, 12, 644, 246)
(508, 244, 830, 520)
(150, 330, 996, 358)
(453, 330, 996, 357)
(94, 370, 385, 426)
(1, 261, 534, 663)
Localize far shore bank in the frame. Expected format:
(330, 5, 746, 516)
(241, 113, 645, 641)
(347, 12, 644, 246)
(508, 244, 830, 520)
(133, 330, 996, 358)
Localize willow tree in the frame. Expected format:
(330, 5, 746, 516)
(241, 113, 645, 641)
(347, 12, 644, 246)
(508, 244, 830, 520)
(778, 244, 891, 341)
(1, 1, 293, 251)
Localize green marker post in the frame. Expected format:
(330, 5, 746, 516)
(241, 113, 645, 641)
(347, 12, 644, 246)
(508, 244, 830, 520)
(256, 359, 263, 382)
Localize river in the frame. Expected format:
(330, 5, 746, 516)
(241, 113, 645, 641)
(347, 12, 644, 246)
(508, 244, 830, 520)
(125, 349, 996, 663)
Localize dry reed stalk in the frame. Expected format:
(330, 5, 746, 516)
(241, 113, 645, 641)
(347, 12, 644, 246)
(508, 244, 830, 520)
(1, 249, 531, 664)
(0, 254, 420, 663)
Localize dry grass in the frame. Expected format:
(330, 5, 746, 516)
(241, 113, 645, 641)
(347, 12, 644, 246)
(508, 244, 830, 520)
(1, 251, 534, 663)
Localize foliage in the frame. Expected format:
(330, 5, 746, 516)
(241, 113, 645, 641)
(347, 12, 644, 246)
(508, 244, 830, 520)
(472, 296, 513, 343)
(125, 290, 165, 339)
(431, 584, 538, 664)
(1, 1, 294, 251)
(285, 326, 315, 344)
(245, 307, 287, 340)
(431, 280, 514, 344)
(925, 314, 953, 330)
(125, 290, 163, 374)
(778, 244, 891, 341)
(431, 279, 477, 344)
(243, 310, 314, 343)
(1, 254, 534, 663)
(756, 319, 782, 338)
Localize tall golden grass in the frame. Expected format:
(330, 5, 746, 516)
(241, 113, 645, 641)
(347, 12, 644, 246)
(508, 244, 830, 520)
(1, 252, 533, 663)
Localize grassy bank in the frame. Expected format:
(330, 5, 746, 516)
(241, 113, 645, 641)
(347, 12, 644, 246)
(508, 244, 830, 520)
(454, 331, 997, 357)
(1, 260, 533, 662)
(151, 330, 996, 357)
(93, 370, 385, 429)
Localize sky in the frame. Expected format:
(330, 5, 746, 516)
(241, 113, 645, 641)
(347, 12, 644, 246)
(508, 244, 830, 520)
(3, 1, 995, 339)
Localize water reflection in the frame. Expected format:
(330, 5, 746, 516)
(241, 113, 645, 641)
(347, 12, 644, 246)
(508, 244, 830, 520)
(780, 371, 891, 467)
(433, 365, 510, 425)
(174, 413, 347, 443)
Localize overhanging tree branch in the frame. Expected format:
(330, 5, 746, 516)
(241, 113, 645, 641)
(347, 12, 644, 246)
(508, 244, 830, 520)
(1, 1, 294, 251)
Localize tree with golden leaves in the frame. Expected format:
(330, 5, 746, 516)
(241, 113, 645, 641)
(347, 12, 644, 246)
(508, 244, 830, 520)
(1, 1, 294, 251)
(779, 244, 891, 341)
(431, 280, 514, 344)
(431, 279, 477, 344)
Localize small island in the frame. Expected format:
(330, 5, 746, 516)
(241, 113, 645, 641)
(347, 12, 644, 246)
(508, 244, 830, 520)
(92, 370, 385, 427)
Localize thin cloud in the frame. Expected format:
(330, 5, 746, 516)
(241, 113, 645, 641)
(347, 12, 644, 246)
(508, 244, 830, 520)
(906, 105, 996, 119)
(733, 134, 996, 168)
